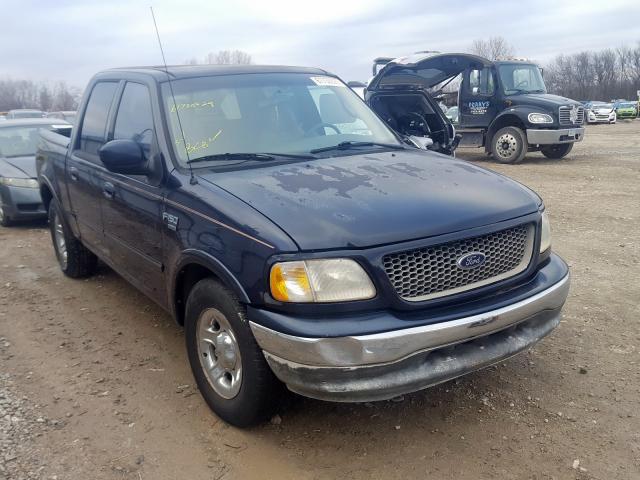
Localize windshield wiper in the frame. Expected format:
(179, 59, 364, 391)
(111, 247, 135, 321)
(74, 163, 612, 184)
(310, 141, 406, 154)
(186, 152, 316, 165)
(186, 153, 276, 164)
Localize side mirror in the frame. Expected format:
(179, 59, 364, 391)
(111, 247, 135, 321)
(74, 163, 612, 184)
(99, 139, 148, 175)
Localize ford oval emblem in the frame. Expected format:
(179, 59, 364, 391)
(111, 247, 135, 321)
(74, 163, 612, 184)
(457, 252, 486, 270)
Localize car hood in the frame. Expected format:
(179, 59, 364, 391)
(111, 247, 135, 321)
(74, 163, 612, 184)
(368, 53, 491, 91)
(198, 150, 541, 251)
(0, 156, 35, 178)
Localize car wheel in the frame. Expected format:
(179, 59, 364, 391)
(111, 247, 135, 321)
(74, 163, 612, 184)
(0, 196, 13, 227)
(185, 278, 282, 427)
(491, 126, 527, 164)
(48, 199, 97, 278)
(541, 143, 573, 159)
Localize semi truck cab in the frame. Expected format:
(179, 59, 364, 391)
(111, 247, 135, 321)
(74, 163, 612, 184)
(366, 53, 585, 163)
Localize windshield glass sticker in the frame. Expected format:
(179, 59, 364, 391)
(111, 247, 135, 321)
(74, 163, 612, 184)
(170, 100, 216, 113)
(469, 101, 490, 115)
(310, 76, 345, 87)
(176, 129, 223, 155)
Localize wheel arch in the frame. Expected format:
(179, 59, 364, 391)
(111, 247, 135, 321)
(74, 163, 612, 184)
(38, 177, 57, 211)
(171, 250, 250, 325)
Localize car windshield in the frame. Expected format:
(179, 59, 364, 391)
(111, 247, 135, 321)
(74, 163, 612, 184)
(0, 125, 52, 157)
(596, 104, 613, 109)
(497, 64, 546, 95)
(162, 72, 399, 167)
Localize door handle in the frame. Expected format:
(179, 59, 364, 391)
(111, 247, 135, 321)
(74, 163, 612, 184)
(102, 182, 115, 200)
(69, 166, 79, 181)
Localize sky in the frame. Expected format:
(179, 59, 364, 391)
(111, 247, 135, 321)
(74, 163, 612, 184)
(2, 0, 639, 90)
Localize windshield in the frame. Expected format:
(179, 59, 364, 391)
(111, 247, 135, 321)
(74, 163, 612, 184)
(497, 64, 546, 95)
(162, 73, 399, 167)
(0, 125, 52, 157)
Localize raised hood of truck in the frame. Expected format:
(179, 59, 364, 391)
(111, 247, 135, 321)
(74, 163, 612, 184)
(200, 149, 540, 251)
(368, 53, 492, 91)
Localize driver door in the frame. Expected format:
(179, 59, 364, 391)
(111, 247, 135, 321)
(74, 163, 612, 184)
(459, 67, 499, 128)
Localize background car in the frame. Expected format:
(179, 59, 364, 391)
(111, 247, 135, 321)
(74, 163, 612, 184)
(614, 101, 637, 119)
(6, 109, 46, 119)
(0, 118, 71, 226)
(584, 101, 616, 124)
(46, 110, 77, 123)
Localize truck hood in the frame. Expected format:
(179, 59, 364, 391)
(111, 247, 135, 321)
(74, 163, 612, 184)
(198, 150, 541, 251)
(509, 93, 581, 109)
(0, 156, 36, 178)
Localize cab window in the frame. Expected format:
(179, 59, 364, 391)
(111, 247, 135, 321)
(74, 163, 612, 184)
(467, 68, 495, 96)
(78, 82, 118, 158)
(113, 82, 156, 160)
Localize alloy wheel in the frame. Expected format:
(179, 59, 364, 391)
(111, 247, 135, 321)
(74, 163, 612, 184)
(53, 211, 68, 269)
(196, 308, 243, 399)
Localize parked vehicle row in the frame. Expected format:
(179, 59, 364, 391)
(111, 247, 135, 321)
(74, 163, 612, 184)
(35, 64, 570, 427)
(0, 118, 71, 226)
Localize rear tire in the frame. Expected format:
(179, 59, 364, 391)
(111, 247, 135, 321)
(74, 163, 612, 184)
(541, 143, 573, 159)
(185, 278, 282, 427)
(48, 199, 97, 278)
(491, 126, 527, 164)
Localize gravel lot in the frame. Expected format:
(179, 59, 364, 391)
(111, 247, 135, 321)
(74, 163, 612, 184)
(0, 121, 638, 480)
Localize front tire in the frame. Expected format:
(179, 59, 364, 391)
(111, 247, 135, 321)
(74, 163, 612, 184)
(0, 195, 13, 227)
(541, 143, 573, 159)
(48, 199, 97, 278)
(491, 126, 527, 164)
(185, 278, 282, 427)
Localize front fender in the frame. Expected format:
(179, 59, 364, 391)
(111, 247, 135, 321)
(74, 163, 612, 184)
(489, 106, 546, 132)
(169, 249, 251, 319)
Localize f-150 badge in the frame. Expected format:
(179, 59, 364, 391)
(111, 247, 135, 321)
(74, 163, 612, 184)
(162, 212, 179, 231)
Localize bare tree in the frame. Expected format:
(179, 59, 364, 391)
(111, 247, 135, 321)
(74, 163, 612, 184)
(184, 50, 253, 66)
(0, 79, 79, 112)
(544, 41, 640, 100)
(470, 37, 515, 61)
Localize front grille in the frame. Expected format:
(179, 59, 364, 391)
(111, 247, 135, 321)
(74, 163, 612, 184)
(559, 106, 584, 125)
(383, 224, 534, 301)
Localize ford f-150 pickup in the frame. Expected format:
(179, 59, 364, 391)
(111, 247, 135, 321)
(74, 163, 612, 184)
(37, 65, 570, 427)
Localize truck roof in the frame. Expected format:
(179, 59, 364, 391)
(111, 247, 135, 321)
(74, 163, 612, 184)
(102, 64, 331, 81)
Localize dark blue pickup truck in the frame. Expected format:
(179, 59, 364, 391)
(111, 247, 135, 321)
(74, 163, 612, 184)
(37, 65, 570, 427)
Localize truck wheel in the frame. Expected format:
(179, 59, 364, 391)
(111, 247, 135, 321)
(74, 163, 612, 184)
(48, 199, 97, 278)
(541, 143, 573, 159)
(0, 196, 13, 227)
(185, 278, 282, 427)
(491, 126, 527, 164)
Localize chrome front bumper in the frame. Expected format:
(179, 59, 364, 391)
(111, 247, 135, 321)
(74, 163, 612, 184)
(250, 273, 570, 402)
(527, 127, 584, 145)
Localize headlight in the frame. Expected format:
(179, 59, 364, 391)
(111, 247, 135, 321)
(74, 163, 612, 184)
(0, 177, 38, 188)
(540, 211, 552, 253)
(528, 113, 553, 124)
(270, 259, 376, 303)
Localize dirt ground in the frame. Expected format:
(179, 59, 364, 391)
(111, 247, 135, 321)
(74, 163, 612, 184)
(1, 121, 639, 480)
